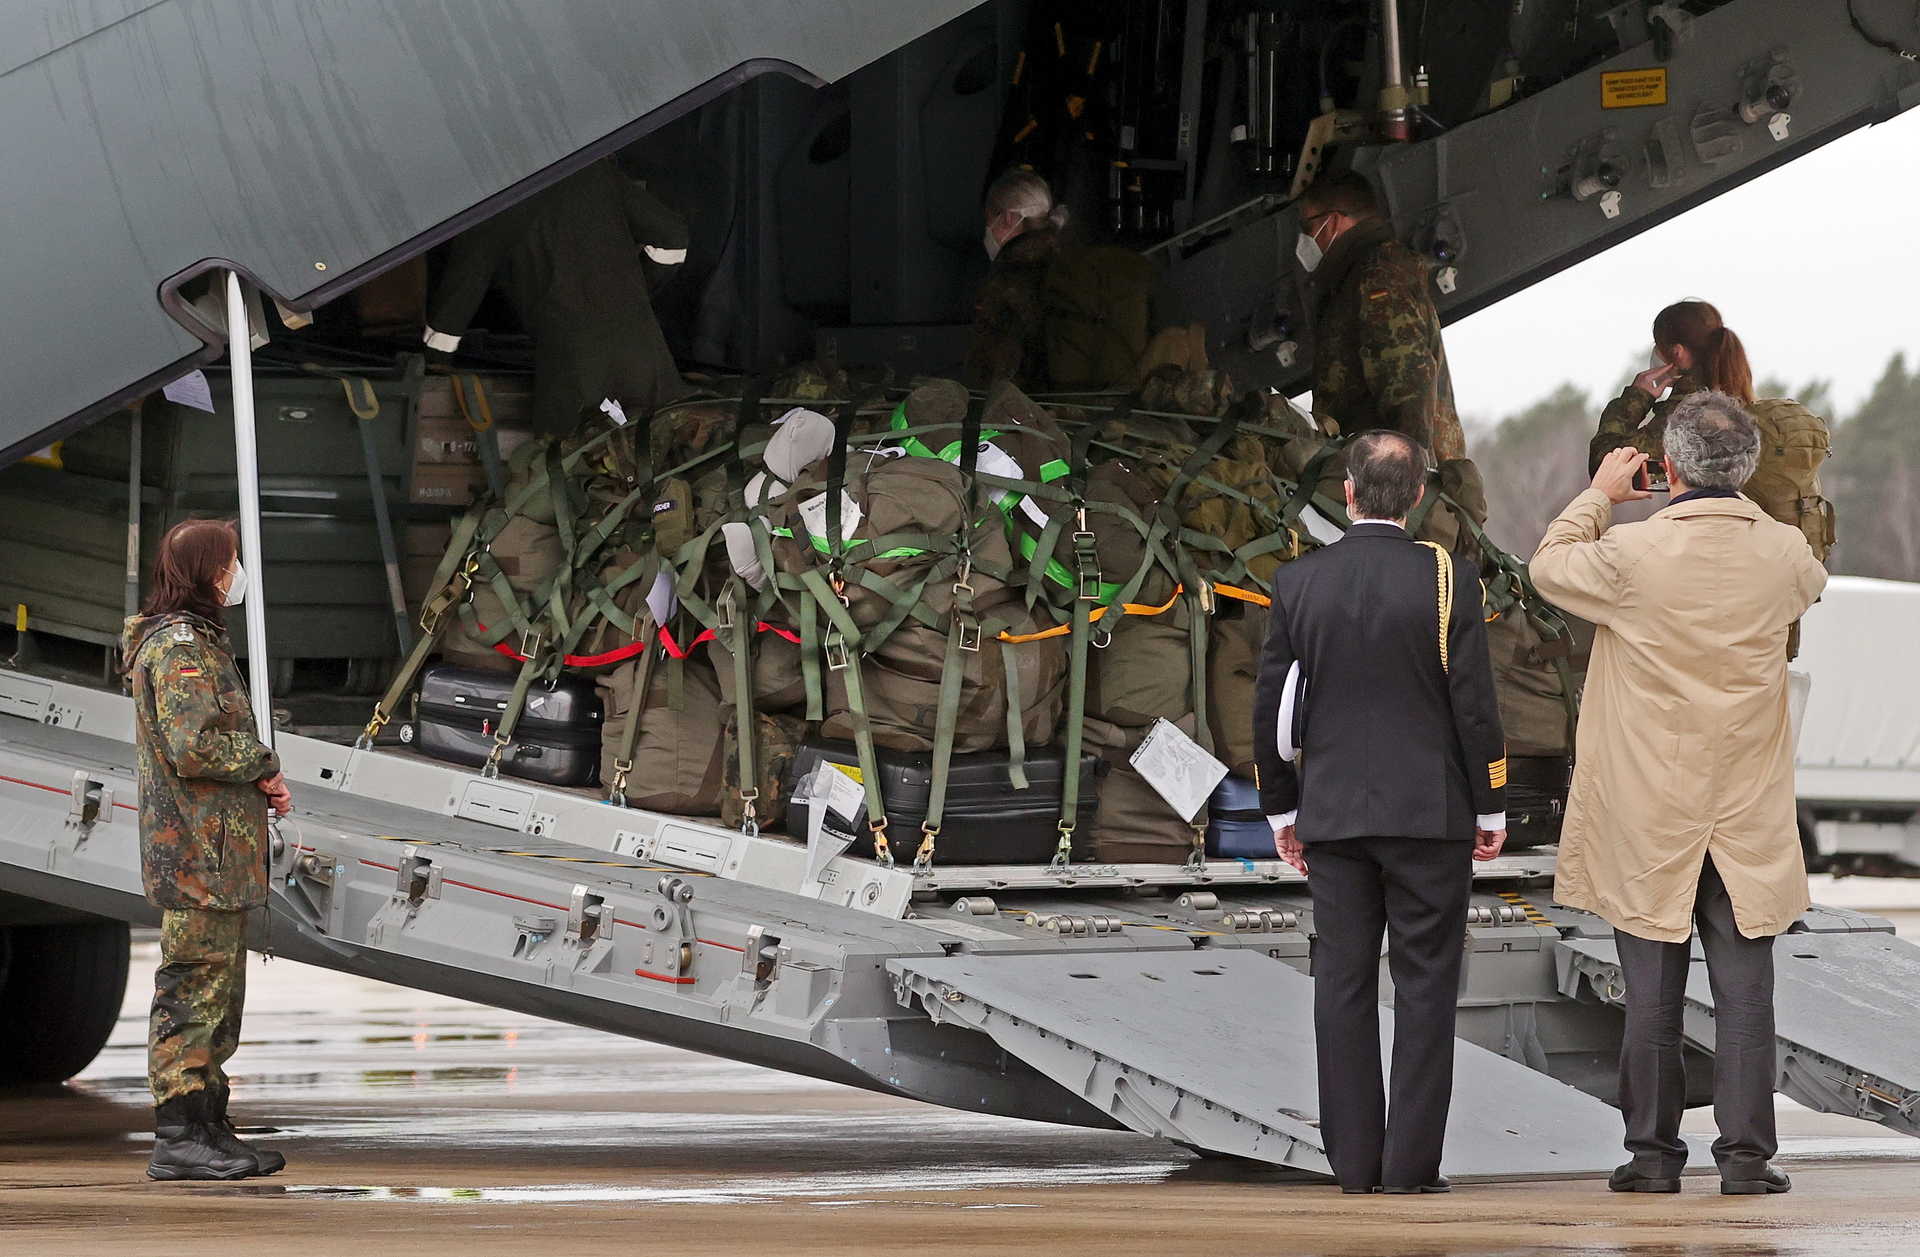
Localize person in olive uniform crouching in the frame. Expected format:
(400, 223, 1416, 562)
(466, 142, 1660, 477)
(123, 519, 293, 1180)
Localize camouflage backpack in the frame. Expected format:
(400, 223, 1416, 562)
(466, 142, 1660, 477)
(1744, 398, 1835, 563)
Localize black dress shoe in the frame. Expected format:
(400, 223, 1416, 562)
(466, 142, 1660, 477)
(1721, 1165, 1791, 1195)
(1380, 1177, 1450, 1194)
(1609, 1163, 1682, 1193)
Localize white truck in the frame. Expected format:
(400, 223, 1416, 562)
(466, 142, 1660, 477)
(1796, 576, 1920, 876)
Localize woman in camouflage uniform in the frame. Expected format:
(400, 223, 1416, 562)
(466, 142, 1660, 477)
(1589, 299, 1755, 474)
(965, 170, 1071, 390)
(123, 519, 292, 1180)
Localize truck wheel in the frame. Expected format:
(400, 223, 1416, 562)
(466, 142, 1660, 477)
(0, 920, 131, 1085)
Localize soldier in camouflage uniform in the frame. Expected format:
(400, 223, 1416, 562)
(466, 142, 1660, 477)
(1298, 173, 1467, 464)
(124, 519, 292, 1180)
(1588, 301, 1755, 475)
(967, 171, 1070, 391)
(1588, 362, 1698, 474)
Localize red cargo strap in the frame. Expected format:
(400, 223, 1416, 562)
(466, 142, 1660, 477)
(476, 620, 802, 668)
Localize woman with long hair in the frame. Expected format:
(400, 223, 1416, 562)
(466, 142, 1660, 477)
(122, 518, 291, 1180)
(1589, 299, 1755, 476)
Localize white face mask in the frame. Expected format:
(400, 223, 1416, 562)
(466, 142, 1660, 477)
(1295, 221, 1327, 273)
(222, 560, 249, 607)
(984, 223, 1004, 261)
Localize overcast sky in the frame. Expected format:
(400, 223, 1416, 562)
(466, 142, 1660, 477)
(1443, 103, 1920, 428)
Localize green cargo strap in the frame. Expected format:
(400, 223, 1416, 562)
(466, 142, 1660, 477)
(728, 584, 761, 836)
(557, 429, 658, 657)
(999, 637, 1029, 791)
(824, 399, 856, 573)
(482, 654, 545, 779)
(342, 375, 414, 658)
(1054, 592, 1094, 868)
(800, 568, 893, 864)
(1051, 418, 1105, 867)
(1278, 438, 1349, 531)
(607, 640, 659, 807)
(1404, 466, 1449, 537)
(916, 620, 966, 870)
(545, 443, 581, 570)
(452, 373, 508, 501)
(915, 398, 989, 870)
(1187, 586, 1211, 750)
(358, 507, 484, 747)
(889, 401, 1093, 597)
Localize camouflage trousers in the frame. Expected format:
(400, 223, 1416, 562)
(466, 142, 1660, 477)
(149, 908, 249, 1106)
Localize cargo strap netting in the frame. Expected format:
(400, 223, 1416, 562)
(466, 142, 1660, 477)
(365, 374, 1580, 866)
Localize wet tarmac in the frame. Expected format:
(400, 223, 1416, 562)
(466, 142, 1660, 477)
(3, 876, 1918, 1255)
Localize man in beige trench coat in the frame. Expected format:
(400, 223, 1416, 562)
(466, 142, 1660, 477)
(1530, 393, 1827, 1197)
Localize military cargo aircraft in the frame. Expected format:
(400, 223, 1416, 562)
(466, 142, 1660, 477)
(1, 0, 1917, 1179)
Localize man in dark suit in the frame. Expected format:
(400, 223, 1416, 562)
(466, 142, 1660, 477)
(1252, 429, 1509, 1194)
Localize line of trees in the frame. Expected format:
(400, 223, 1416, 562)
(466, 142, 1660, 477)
(1467, 353, 1920, 582)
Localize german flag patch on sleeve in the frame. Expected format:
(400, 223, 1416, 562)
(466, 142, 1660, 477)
(176, 665, 202, 678)
(1488, 757, 1508, 789)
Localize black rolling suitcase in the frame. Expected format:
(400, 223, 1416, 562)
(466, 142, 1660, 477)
(413, 664, 603, 787)
(1504, 755, 1571, 849)
(785, 740, 1106, 864)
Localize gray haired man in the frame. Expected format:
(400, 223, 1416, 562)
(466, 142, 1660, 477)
(1531, 393, 1826, 1196)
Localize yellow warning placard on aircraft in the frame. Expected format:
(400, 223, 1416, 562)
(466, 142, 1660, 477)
(1601, 68, 1668, 109)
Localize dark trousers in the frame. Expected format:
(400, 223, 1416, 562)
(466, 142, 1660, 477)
(1614, 856, 1778, 1179)
(1307, 835, 1473, 1189)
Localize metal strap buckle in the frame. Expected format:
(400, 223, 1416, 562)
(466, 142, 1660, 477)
(481, 732, 511, 779)
(715, 585, 736, 632)
(956, 616, 982, 653)
(1197, 581, 1216, 614)
(870, 818, 894, 868)
(912, 822, 939, 869)
(1072, 532, 1102, 602)
(824, 632, 850, 672)
(1048, 819, 1075, 870)
(519, 627, 547, 659)
(356, 704, 390, 750)
(1185, 824, 1208, 871)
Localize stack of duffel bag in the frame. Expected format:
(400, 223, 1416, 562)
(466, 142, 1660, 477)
(366, 360, 1584, 869)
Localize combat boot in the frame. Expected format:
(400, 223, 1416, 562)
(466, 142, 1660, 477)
(206, 1084, 286, 1176)
(147, 1092, 256, 1181)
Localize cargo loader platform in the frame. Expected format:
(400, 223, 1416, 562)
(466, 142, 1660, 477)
(5, 669, 1920, 1179)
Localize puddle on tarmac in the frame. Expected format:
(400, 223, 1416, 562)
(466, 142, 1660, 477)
(186, 1162, 1180, 1206)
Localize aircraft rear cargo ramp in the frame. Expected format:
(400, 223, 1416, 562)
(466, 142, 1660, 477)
(9, 672, 1920, 1178)
(891, 949, 1628, 1177)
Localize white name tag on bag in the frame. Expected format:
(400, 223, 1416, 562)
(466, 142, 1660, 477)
(1130, 718, 1229, 822)
(797, 490, 863, 543)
